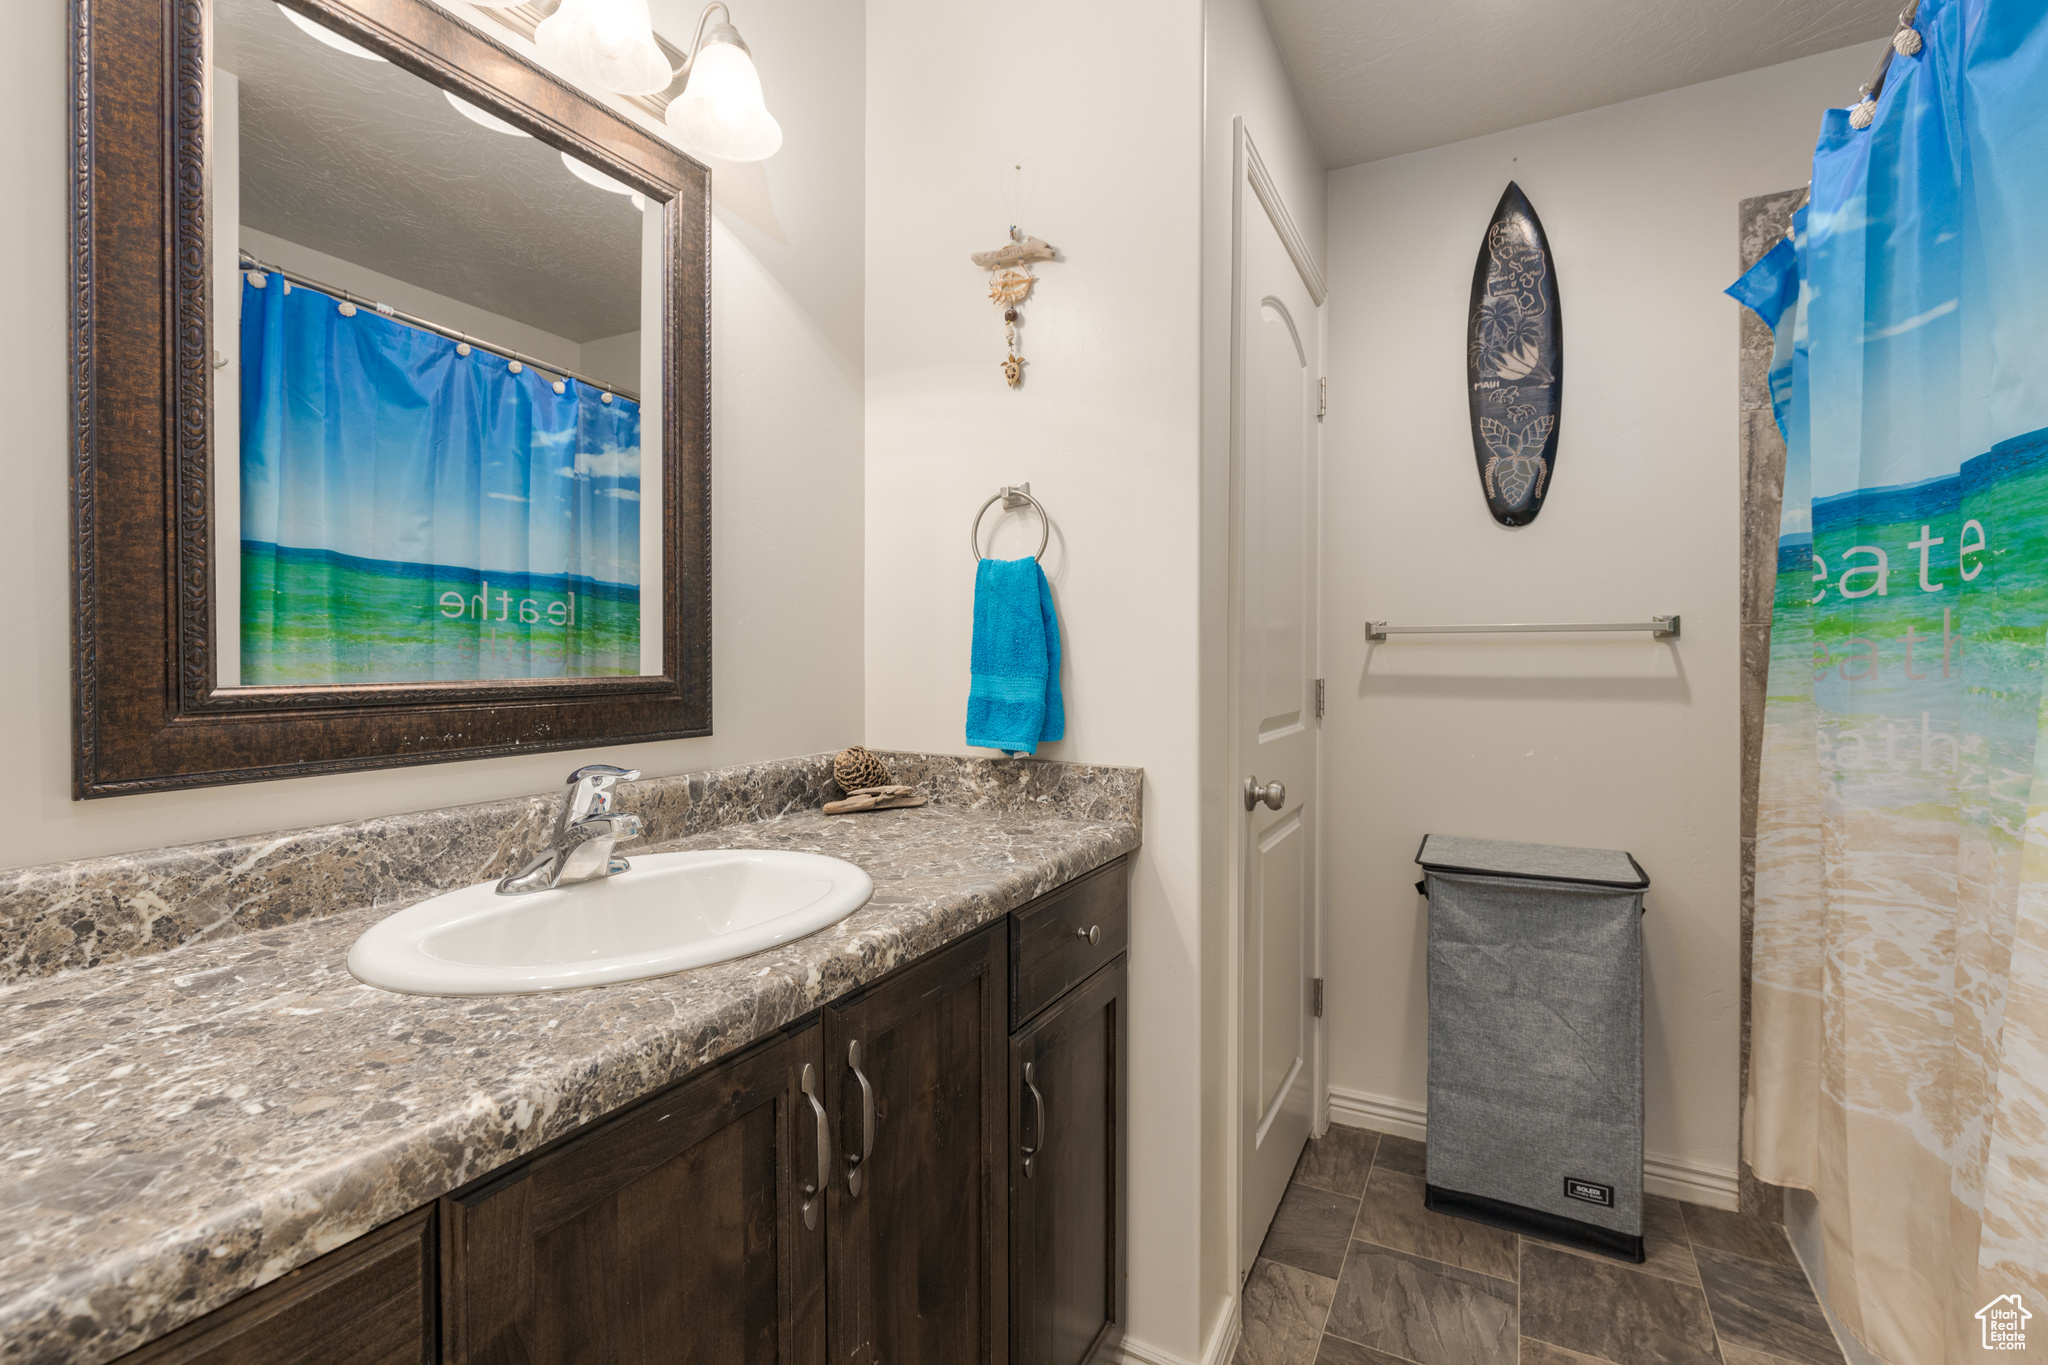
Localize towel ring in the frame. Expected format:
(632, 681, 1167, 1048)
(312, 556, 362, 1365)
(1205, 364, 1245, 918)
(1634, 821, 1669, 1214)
(970, 485, 1050, 563)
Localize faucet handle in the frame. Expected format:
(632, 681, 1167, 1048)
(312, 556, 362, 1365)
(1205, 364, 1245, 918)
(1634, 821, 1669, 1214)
(567, 763, 640, 785)
(562, 764, 641, 823)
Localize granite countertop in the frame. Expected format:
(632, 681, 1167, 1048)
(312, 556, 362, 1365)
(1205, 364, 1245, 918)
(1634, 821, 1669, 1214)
(0, 796, 1138, 1365)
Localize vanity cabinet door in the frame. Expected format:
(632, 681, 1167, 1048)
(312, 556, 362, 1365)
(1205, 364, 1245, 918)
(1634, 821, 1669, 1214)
(441, 1021, 828, 1365)
(825, 924, 1009, 1365)
(1009, 958, 1126, 1365)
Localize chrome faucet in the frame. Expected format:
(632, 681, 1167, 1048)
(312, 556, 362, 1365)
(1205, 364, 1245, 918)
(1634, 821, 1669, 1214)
(495, 765, 645, 895)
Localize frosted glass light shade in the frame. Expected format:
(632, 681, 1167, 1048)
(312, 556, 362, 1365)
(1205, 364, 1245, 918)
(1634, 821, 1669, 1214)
(444, 91, 531, 137)
(561, 150, 637, 197)
(276, 4, 386, 61)
(664, 32, 782, 161)
(536, 0, 672, 97)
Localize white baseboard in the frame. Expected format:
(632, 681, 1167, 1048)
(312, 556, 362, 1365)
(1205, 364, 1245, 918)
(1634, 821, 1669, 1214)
(1642, 1153, 1740, 1211)
(1327, 1085, 1427, 1142)
(1325, 1085, 1741, 1211)
(1113, 1292, 1239, 1365)
(1113, 1338, 1190, 1365)
(1202, 1293, 1240, 1365)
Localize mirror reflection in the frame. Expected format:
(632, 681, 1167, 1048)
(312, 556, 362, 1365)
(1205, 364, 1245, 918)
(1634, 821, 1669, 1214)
(211, 0, 665, 686)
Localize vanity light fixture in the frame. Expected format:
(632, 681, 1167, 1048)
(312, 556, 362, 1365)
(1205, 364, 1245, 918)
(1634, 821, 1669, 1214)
(276, 3, 387, 61)
(443, 90, 531, 136)
(560, 150, 640, 202)
(663, 3, 782, 162)
(535, 0, 673, 98)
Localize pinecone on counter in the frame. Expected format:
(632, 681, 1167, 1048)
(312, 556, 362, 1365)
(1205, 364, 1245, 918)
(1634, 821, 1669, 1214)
(832, 746, 892, 793)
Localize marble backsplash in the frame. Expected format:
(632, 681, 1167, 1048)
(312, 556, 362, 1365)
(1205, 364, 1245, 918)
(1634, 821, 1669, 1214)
(0, 750, 1142, 986)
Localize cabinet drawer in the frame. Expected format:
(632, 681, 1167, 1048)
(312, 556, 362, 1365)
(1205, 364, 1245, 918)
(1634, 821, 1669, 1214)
(1010, 858, 1129, 1027)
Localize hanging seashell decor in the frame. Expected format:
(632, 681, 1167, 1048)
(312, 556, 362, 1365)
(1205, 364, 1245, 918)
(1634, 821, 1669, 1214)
(989, 269, 1034, 306)
(972, 230, 1058, 388)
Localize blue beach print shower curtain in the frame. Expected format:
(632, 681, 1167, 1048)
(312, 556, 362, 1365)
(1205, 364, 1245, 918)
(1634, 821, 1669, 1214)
(239, 272, 643, 684)
(1732, 1, 2048, 1359)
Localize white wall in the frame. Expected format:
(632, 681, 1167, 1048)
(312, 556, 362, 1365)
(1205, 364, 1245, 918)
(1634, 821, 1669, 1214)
(0, 0, 863, 870)
(1320, 45, 1873, 1196)
(1199, 0, 1325, 1352)
(861, 0, 1205, 1356)
(579, 329, 642, 394)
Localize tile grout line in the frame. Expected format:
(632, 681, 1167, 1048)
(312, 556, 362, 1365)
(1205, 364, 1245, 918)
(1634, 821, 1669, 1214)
(1312, 1136, 1362, 1365)
(1273, 1128, 1380, 1365)
(1693, 1230, 1850, 1365)
(1311, 1233, 1342, 1359)
(1337, 1131, 1520, 1365)
(1687, 1203, 1802, 1365)
(1694, 1265, 1733, 1365)
(1314, 1133, 1434, 1365)
(1519, 1233, 1700, 1365)
(1325, 1131, 1835, 1365)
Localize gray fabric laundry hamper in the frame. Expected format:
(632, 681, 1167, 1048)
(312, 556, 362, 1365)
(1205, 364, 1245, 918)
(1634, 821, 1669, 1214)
(1415, 833, 1649, 1262)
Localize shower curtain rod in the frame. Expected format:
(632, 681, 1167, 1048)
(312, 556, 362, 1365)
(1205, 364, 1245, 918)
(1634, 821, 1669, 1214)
(236, 253, 640, 402)
(1859, 1, 1922, 104)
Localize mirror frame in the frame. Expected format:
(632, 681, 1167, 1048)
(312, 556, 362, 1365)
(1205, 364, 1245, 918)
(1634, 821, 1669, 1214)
(69, 0, 712, 797)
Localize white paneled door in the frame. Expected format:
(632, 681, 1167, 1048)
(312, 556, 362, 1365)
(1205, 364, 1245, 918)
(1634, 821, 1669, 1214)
(1234, 126, 1323, 1278)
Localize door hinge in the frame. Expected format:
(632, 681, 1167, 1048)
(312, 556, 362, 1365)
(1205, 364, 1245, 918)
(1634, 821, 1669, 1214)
(1317, 377, 1327, 422)
(1313, 978, 1325, 1017)
(1314, 678, 1326, 719)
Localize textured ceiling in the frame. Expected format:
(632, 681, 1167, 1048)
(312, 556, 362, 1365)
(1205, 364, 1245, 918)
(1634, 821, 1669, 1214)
(216, 0, 643, 342)
(1260, 0, 1901, 168)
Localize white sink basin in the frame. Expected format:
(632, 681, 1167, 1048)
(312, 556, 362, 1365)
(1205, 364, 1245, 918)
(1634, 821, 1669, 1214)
(347, 849, 873, 996)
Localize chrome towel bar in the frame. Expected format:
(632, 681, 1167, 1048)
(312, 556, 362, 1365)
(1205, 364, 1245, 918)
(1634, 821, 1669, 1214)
(1367, 616, 1680, 641)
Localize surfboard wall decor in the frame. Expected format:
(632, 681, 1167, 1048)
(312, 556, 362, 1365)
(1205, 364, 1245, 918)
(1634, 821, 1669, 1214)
(1467, 182, 1562, 527)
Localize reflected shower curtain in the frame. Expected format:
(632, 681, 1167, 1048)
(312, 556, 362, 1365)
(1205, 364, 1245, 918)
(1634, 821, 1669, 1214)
(1731, 1, 2048, 1359)
(239, 272, 643, 684)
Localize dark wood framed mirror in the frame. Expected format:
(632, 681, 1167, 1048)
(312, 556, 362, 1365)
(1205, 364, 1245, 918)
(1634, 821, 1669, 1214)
(70, 0, 711, 797)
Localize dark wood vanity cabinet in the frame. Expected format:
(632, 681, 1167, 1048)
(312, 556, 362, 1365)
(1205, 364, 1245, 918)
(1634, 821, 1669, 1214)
(111, 861, 1128, 1365)
(1008, 860, 1130, 1365)
(1010, 960, 1127, 1365)
(439, 1020, 829, 1365)
(118, 1207, 436, 1365)
(824, 924, 1011, 1365)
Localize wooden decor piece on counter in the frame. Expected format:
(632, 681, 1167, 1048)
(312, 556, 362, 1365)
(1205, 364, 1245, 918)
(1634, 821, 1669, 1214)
(832, 746, 893, 792)
(823, 786, 928, 815)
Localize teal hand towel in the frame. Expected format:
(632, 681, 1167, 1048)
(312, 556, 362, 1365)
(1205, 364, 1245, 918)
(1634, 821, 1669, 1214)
(966, 557, 1065, 756)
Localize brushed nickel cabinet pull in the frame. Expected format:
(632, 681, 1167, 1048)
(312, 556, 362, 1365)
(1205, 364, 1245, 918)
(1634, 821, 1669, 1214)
(846, 1039, 875, 1197)
(800, 1062, 828, 1230)
(1074, 924, 1101, 945)
(1021, 1060, 1047, 1179)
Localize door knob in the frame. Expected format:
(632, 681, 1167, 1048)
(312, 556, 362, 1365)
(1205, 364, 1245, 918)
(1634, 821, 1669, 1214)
(1243, 778, 1285, 812)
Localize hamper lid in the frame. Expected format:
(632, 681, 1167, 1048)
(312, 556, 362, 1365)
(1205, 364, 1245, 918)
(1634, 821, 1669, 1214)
(1415, 833, 1649, 890)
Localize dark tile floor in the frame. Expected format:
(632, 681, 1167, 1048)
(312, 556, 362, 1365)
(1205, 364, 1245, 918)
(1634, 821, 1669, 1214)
(1236, 1126, 1845, 1365)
